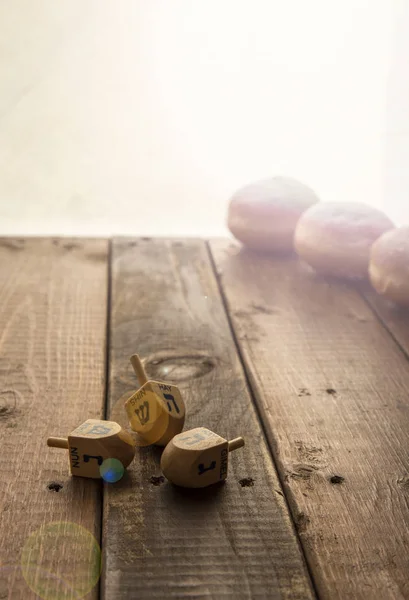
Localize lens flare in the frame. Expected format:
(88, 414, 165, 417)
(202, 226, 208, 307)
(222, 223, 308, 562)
(111, 390, 171, 447)
(21, 522, 101, 600)
(100, 458, 125, 483)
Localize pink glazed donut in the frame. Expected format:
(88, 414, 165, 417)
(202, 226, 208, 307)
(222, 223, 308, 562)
(369, 226, 409, 306)
(294, 202, 394, 279)
(228, 177, 319, 252)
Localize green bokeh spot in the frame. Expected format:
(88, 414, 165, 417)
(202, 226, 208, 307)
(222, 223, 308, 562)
(21, 521, 101, 600)
(100, 458, 125, 483)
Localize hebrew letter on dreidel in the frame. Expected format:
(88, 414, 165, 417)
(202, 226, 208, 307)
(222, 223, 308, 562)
(198, 461, 216, 475)
(179, 431, 208, 446)
(125, 354, 186, 446)
(135, 401, 150, 426)
(164, 393, 180, 414)
(83, 454, 103, 466)
(87, 424, 112, 436)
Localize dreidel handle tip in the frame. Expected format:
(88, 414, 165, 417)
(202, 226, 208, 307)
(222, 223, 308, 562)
(47, 437, 69, 449)
(228, 437, 245, 452)
(130, 354, 148, 385)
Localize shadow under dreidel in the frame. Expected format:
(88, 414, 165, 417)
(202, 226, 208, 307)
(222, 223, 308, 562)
(143, 443, 226, 504)
(103, 444, 163, 492)
(165, 479, 226, 505)
(149, 472, 227, 526)
(102, 466, 134, 490)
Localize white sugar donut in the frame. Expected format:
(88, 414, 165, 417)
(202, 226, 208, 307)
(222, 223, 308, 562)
(369, 226, 409, 306)
(294, 202, 394, 279)
(227, 177, 319, 252)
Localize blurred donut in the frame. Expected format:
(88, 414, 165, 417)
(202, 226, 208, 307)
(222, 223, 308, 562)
(369, 226, 409, 306)
(294, 202, 394, 279)
(227, 176, 319, 252)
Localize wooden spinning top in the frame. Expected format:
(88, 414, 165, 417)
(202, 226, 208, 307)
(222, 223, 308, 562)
(160, 427, 245, 488)
(47, 419, 135, 479)
(124, 354, 186, 446)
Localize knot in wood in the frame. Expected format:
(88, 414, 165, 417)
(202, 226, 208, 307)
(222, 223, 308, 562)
(0, 389, 19, 418)
(145, 353, 216, 382)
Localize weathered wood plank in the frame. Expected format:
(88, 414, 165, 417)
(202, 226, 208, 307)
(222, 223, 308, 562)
(210, 241, 409, 600)
(359, 283, 409, 360)
(0, 238, 108, 599)
(103, 238, 314, 600)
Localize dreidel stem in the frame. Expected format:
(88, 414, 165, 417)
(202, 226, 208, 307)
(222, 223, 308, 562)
(228, 437, 245, 452)
(47, 437, 69, 449)
(130, 354, 148, 385)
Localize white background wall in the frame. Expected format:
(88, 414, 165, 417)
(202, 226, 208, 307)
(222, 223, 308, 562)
(0, 0, 407, 236)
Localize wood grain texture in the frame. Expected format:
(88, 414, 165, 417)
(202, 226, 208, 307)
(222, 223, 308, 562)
(359, 283, 409, 359)
(0, 238, 108, 599)
(102, 238, 314, 600)
(210, 241, 409, 600)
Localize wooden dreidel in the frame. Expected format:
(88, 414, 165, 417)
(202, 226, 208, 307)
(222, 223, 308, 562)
(47, 419, 135, 479)
(124, 354, 185, 446)
(160, 427, 245, 488)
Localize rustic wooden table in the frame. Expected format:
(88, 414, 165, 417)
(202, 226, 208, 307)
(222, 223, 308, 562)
(1, 237, 408, 600)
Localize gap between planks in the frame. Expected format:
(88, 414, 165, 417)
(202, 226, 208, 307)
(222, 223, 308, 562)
(205, 240, 319, 596)
(357, 282, 409, 364)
